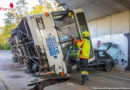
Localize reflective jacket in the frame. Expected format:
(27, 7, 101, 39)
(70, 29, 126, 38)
(74, 38, 90, 59)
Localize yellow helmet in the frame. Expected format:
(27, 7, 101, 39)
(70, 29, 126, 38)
(82, 31, 89, 38)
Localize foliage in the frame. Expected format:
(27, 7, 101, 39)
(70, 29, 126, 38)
(0, 22, 16, 50)
(0, 0, 59, 50)
(31, 5, 47, 14)
(30, 3, 54, 15)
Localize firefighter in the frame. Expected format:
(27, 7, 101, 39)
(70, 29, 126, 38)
(74, 31, 90, 85)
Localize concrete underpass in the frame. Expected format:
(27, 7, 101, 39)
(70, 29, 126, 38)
(0, 0, 130, 90)
(57, 0, 130, 71)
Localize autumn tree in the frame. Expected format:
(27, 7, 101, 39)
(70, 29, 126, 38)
(0, 22, 16, 50)
(15, 0, 28, 24)
(0, 0, 60, 50)
(31, 0, 56, 15)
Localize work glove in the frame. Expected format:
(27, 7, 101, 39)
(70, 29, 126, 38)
(73, 38, 77, 41)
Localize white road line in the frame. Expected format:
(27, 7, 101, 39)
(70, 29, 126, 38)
(95, 72, 130, 81)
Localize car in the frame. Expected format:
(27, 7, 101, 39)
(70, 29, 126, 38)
(97, 42, 127, 70)
(89, 49, 114, 71)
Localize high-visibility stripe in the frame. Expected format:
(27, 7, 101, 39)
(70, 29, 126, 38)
(68, 12, 72, 16)
(80, 54, 89, 56)
(79, 55, 89, 59)
(80, 58, 88, 59)
(79, 48, 82, 50)
(81, 71, 88, 75)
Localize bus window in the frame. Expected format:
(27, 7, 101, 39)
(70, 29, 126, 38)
(76, 12, 89, 33)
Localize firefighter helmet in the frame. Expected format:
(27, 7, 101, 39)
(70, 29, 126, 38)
(82, 31, 89, 38)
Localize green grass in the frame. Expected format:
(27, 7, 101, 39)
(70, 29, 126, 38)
(0, 44, 10, 50)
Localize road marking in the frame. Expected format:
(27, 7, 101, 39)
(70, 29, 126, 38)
(95, 72, 130, 81)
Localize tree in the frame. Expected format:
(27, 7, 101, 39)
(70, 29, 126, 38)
(15, 0, 28, 24)
(0, 22, 16, 50)
(0, 0, 28, 50)
(31, 5, 46, 15)
(0, 0, 60, 50)
(31, 0, 55, 15)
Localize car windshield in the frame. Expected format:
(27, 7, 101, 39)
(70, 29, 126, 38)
(95, 51, 110, 59)
(98, 43, 110, 50)
(98, 51, 106, 58)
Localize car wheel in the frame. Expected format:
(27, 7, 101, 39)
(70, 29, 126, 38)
(105, 63, 113, 72)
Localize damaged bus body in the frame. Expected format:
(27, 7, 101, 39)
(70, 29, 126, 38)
(9, 9, 95, 75)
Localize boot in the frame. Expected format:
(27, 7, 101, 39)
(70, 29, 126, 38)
(80, 75, 87, 85)
(86, 75, 89, 80)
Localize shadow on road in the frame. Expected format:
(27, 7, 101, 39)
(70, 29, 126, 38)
(28, 78, 70, 90)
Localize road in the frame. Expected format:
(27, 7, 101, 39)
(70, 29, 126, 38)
(0, 50, 130, 90)
(0, 50, 41, 90)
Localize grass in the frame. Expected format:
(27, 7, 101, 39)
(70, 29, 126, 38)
(0, 44, 10, 50)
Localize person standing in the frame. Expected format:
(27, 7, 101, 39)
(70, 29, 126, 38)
(74, 31, 90, 85)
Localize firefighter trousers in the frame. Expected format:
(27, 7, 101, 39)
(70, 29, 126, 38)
(80, 58, 89, 82)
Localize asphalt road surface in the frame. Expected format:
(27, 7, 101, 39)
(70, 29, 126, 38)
(0, 50, 130, 90)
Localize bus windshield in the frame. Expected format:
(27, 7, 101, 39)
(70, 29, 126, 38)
(53, 11, 80, 43)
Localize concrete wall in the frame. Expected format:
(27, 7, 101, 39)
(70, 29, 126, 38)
(88, 9, 130, 70)
(88, 9, 130, 39)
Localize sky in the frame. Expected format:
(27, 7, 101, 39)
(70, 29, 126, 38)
(0, 0, 40, 27)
